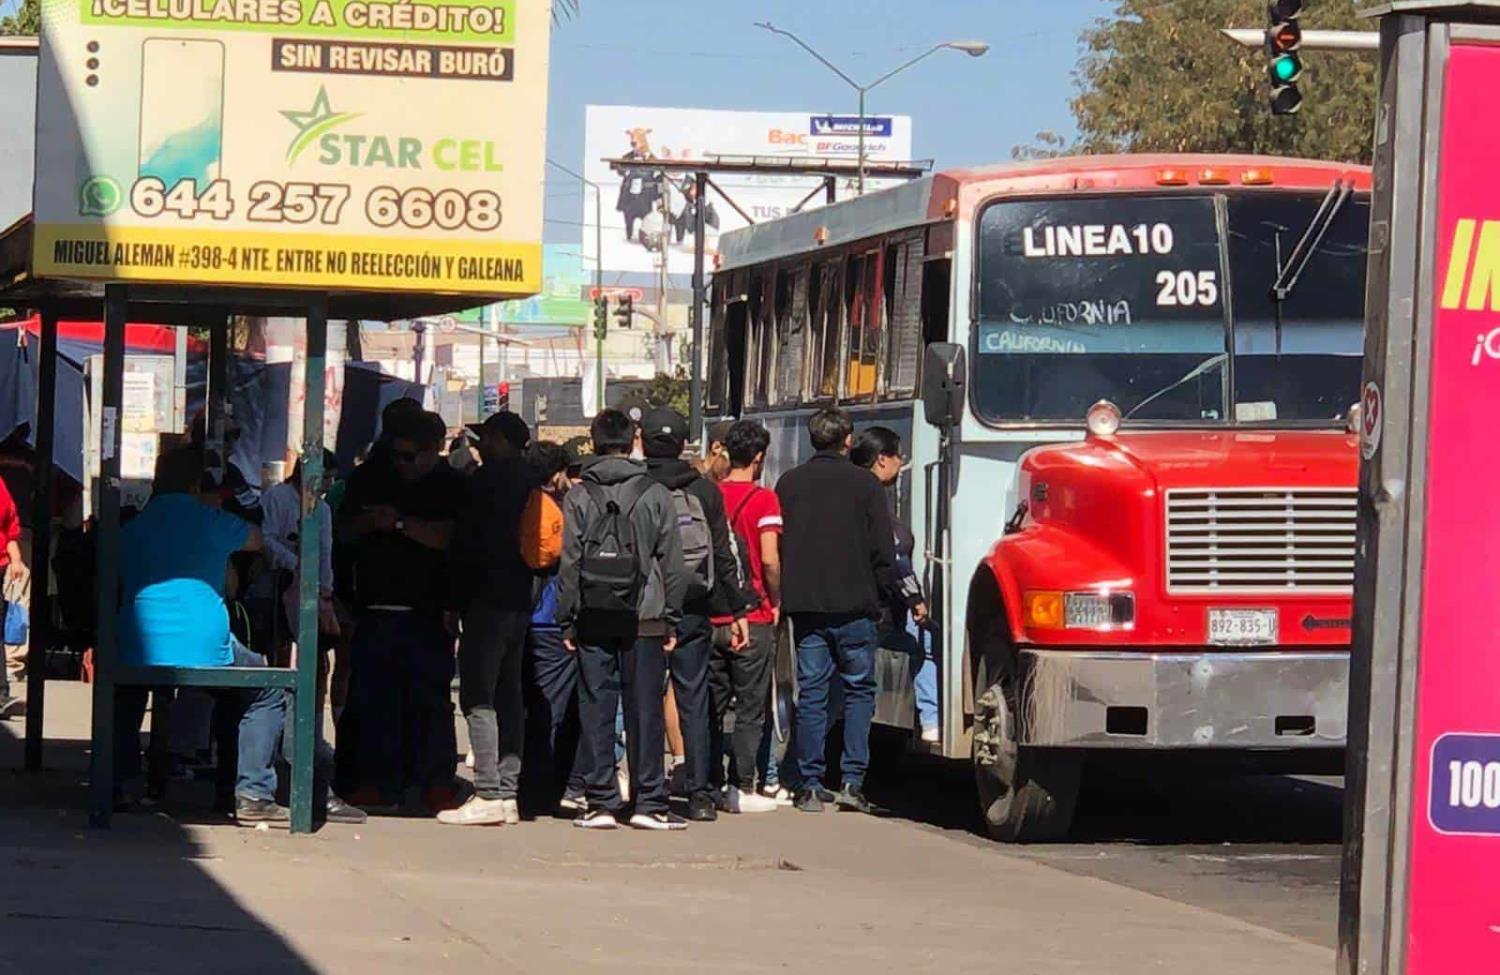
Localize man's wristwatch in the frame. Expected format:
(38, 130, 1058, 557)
(394, 518, 406, 533)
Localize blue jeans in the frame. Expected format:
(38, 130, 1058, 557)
(790, 614, 877, 792)
(114, 640, 284, 802)
(910, 620, 939, 733)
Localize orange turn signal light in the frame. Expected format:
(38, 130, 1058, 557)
(1023, 591, 1066, 630)
(1241, 168, 1275, 185)
(1198, 168, 1230, 185)
(1155, 168, 1189, 186)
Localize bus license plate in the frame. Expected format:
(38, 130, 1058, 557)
(1208, 608, 1278, 646)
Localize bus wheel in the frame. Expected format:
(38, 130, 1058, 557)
(971, 674, 1080, 843)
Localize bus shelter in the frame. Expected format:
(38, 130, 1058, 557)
(0, 213, 485, 833)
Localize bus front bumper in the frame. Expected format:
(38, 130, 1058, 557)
(1016, 648, 1348, 749)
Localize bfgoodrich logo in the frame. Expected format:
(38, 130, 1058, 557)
(281, 87, 362, 164)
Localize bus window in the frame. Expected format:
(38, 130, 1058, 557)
(746, 273, 772, 408)
(972, 195, 1227, 423)
(885, 235, 925, 396)
(774, 266, 809, 405)
(724, 275, 749, 416)
(707, 278, 728, 413)
(811, 260, 842, 399)
(845, 249, 882, 399)
(921, 257, 951, 347)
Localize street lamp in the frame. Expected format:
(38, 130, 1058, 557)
(547, 158, 607, 414)
(754, 23, 989, 194)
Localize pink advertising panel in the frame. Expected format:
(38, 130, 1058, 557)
(1405, 39, 1500, 974)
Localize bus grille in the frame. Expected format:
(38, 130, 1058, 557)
(1164, 488, 1357, 593)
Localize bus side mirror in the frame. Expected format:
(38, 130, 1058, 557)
(922, 343, 966, 430)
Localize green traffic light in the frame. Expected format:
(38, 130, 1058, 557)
(1269, 53, 1301, 84)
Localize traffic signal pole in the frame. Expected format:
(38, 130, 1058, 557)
(1342, 3, 1500, 974)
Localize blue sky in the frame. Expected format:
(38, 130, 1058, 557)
(542, 0, 1112, 242)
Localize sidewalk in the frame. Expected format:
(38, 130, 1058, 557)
(1, 682, 1334, 974)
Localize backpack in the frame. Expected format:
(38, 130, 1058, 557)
(520, 487, 564, 571)
(671, 486, 714, 600)
(726, 486, 764, 607)
(578, 478, 651, 615)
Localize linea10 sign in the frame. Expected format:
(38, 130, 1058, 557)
(31, 0, 549, 294)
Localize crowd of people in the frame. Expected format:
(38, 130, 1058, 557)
(110, 396, 933, 831)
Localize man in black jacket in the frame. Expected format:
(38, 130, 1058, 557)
(776, 408, 919, 813)
(640, 407, 750, 821)
(440, 412, 535, 827)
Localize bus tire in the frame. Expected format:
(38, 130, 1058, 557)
(972, 674, 1080, 842)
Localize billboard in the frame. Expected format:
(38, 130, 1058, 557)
(31, 0, 548, 295)
(582, 105, 913, 276)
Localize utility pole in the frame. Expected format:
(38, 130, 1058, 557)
(547, 158, 605, 412)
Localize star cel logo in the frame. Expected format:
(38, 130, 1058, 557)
(281, 87, 362, 164)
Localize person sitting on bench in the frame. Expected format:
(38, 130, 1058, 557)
(115, 445, 287, 824)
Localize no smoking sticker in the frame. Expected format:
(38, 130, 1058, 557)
(1361, 380, 1383, 460)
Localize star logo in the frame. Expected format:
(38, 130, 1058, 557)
(281, 87, 362, 164)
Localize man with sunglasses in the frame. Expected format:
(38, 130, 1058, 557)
(334, 410, 466, 814)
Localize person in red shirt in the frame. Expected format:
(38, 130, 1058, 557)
(0, 469, 31, 719)
(709, 420, 782, 813)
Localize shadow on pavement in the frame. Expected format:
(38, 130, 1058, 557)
(862, 749, 1344, 847)
(0, 721, 321, 975)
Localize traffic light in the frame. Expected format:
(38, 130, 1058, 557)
(1266, 0, 1303, 115)
(614, 295, 634, 329)
(592, 294, 608, 341)
(496, 381, 510, 412)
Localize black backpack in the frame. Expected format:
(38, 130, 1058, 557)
(726, 486, 764, 607)
(578, 478, 652, 615)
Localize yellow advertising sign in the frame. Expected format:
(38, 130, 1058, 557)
(32, 0, 548, 295)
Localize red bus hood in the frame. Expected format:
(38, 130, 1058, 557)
(1100, 429, 1359, 490)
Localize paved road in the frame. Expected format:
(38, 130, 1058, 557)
(864, 753, 1344, 949)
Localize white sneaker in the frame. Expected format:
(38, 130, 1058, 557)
(464, 749, 475, 769)
(501, 798, 520, 825)
(629, 810, 688, 831)
(727, 787, 779, 814)
(759, 785, 794, 807)
(436, 795, 505, 826)
(558, 794, 585, 813)
(920, 726, 940, 744)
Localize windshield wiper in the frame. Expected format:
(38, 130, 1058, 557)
(1124, 353, 1228, 420)
(1269, 180, 1352, 354)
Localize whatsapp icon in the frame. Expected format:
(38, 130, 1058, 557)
(79, 176, 122, 217)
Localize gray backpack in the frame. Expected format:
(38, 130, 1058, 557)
(671, 487, 714, 601)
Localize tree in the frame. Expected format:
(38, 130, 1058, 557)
(0, 0, 37, 35)
(1068, 0, 1375, 164)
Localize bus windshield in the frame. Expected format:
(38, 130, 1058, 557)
(971, 191, 1368, 425)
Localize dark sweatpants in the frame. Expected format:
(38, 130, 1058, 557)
(577, 629, 668, 815)
(335, 609, 456, 802)
(709, 622, 775, 791)
(458, 605, 529, 800)
(520, 627, 587, 810)
(666, 614, 713, 800)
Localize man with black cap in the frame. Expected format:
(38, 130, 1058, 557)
(640, 406, 750, 821)
(440, 411, 535, 826)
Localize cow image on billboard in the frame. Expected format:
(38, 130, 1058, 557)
(582, 106, 914, 276)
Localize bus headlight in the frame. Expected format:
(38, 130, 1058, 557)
(1086, 400, 1122, 437)
(1024, 590, 1136, 631)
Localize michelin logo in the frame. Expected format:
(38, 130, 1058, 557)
(809, 115, 894, 138)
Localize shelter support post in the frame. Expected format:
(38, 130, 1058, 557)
(23, 304, 58, 772)
(289, 298, 327, 834)
(689, 171, 708, 440)
(88, 285, 127, 827)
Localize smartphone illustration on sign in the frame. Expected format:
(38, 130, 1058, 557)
(137, 38, 225, 186)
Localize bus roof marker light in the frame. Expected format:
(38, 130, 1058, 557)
(814, 226, 830, 245)
(1086, 400, 1122, 438)
(1156, 169, 1188, 186)
(1241, 168, 1275, 185)
(1198, 168, 1230, 185)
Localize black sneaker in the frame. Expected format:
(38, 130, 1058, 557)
(811, 785, 837, 804)
(0, 695, 23, 720)
(629, 810, 688, 831)
(323, 796, 368, 825)
(835, 784, 873, 814)
(574, 807, 620, 830)
(235, 796, 291, 824)
(687, 792, 718, 822)
(794, 788, 824, 813)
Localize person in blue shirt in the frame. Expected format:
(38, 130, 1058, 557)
(115, 445, 288, 823)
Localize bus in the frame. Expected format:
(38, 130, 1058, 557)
(707, 154, 1370, 841)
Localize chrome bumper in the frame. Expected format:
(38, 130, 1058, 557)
(1017, 648, 1349, 749)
